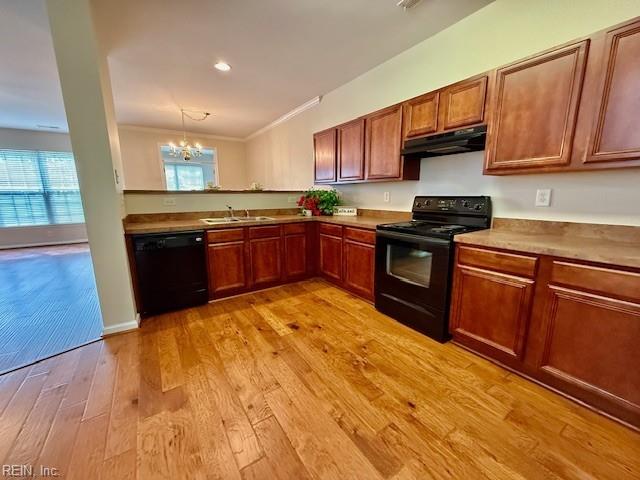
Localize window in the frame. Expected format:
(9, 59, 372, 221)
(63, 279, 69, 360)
(160, 146, 218, 191)
(0, 149, 84, 227)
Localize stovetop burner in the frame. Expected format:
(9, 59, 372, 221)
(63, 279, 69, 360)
(377, 196, 492, 240)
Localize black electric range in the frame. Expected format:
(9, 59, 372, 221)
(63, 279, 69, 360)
(375, 196, 491, 342)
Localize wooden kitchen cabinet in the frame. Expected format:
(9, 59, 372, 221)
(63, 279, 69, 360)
(529, 261, 640, 426)
(403, 91, 439, 139)
(337, 119, 365, 181)
(208, 241, 248, 296)
(438, 75, 488, 131)
(450, 246, 537, 367)
(313, 128, 337, 183)
(365, 104, 405, 180)
(572, 18, 640, 169)
(319, 229, 343, 282)
(484, 41, 589, 174)
(342, 227, 375, 301)
(249, 226, 282, 287)
(283, 223, 308, 280)
(449, 243, 640, 429)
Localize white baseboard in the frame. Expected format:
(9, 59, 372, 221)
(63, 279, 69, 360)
(0, 238, 88, 250)
(101, 314, 140, 337)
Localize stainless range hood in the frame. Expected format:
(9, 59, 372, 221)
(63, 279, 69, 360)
(401, 125, 487, 159)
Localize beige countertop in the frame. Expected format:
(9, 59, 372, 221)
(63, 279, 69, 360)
(454, 218, 640, 270)
(123, 213, 408, 235)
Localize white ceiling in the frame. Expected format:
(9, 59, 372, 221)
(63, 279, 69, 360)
(0, 0, 492, 139)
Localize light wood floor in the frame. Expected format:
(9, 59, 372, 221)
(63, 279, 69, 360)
(0, 243, 102, 374)
(0, 279, 639, 479)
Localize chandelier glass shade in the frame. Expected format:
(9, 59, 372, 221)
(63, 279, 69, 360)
(169, 109, 210, 161)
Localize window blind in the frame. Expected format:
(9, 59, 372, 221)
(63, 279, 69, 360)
(0, 149, 85, 227)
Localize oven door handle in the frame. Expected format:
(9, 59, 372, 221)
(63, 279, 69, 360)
(376, 230, 451, 246)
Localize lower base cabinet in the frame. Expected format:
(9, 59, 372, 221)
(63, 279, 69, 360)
(343, 238, 375, 301)
(450, 247, 537, 368)
(250, 237, 282, 286)
(450, 245, 640, 430)
(208, 223, 310, 300)
(319, 233, 343, 282)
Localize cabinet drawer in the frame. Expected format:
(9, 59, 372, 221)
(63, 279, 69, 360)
(457, 246, 538, 278)
(249, 225, 281, 239)
(319, 223, 343, 238)
(284, 223, 307, 235)
(550, 261, 640, 302)
(207, 228, 245, 243)
(344, 227, 375, 245)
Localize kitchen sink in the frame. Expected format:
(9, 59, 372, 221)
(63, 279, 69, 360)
(200, 216, 274, 225)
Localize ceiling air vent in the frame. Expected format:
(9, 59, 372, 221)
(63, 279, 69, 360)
(397, 0, 423, 10)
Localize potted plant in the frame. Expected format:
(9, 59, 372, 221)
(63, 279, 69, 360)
(297, 188, 340, 216)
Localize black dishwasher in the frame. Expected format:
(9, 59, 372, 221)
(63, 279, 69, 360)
(133, 230, 208, 315)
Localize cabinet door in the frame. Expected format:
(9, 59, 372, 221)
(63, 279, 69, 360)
(314, 128, 337, 183)
(319, 234, 343, 282)
(343, 240, 375, 301)
(484, 41, 589, 173)
(439, 76, 487, 131)
(284, 234, 307, 280)
(337, 119, 365, 181)
(579, 20, 640, 167)
(365, 104, 403, 180)
(402, 92, 438, 139)
(450, 265, 535, 365)
(208, 242, 247, 296)
(533, 261, 640, 425)
(250, 237, 282, 286)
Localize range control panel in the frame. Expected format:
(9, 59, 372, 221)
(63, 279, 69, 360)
(412, 196, 491, 215)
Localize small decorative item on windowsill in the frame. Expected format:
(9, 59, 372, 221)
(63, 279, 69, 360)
(297, 188, 340, 216)
(249, 182, 263, 191)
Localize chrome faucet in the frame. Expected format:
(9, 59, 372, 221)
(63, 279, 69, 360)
(226, 205, 235, 218)
(245, 209, 250, 218)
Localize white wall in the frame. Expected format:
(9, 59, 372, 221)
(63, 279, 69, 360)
(118, 126, 248, 191)
(124, 191, 301, 215)
(245, 0, 640, 226)
(0, 127, 88, 248)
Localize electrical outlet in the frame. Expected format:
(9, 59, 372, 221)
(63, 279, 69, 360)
(163, 197, 177, 207)
(535, 189, 552, 207)
(383, 191, 390, 203)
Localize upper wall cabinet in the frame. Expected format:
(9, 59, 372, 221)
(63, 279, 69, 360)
(313, 128, 337, 183)
(402, 91, 439, 139)
(572, 18, 640, 170)
(337, 119, 366, 182)
(438, 76, 488, 131)
(485, 16, 640, 175)
(484, 41, 589, 174)
(365, 104, 404, 180)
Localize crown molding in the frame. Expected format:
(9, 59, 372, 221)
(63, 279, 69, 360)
(244, 96, 322, 141)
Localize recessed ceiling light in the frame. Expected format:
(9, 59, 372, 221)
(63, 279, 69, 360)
(214, 62, 231, 72)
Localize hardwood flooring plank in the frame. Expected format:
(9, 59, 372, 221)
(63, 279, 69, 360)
(0, 279, 638, 479)
(5, 383, 66, 466)
(137, 408, 206, 480)
(0, 372, 47, 463)
(66, 413, 109, 480)
(104, 332, 140, 460)
(83, 340, 118, 420)
(253, 416, 312, 480)
(37, 400, 86, 477)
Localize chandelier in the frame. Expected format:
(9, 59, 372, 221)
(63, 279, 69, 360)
(168, 109, 211, 161)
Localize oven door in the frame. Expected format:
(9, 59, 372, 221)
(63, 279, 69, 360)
(375, 230, 452, 313)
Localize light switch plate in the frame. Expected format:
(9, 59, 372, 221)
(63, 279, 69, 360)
(163, 197, 177, 206)
(535, 189, 552, 207)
